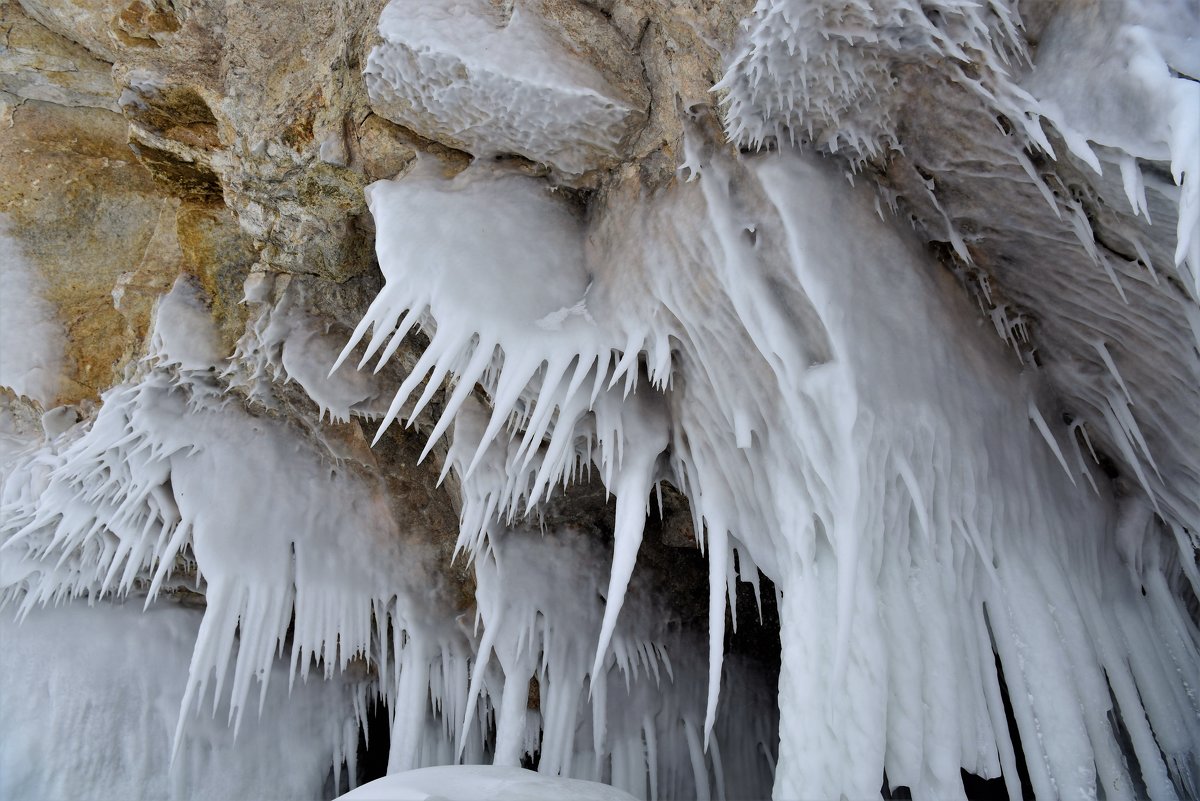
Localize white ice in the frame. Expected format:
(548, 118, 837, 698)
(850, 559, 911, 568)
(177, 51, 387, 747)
(1, 602, 353, 800)
(346, 126, 1199, 800)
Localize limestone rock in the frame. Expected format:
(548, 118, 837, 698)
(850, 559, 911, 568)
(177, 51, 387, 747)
(0, 100, 171, 403)
(1, 2, 118, 110)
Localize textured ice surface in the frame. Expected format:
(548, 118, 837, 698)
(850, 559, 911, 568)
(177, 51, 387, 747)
(365, 0, 646, 177)
(1023, 0, 1200, 289)
(0, 215, 65, 406)
(0, 602, 353, 800)
(338, 765, 639, 801)
(717, 0, 1199, 294)
(714, 0, 1042, 161)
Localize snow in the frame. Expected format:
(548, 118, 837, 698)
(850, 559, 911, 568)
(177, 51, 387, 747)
(365, 0, 644, 177)
(0, 215, 66, 406)
(337, 765, 638, 801)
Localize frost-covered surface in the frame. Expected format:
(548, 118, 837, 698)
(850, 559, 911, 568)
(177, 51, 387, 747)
(338, 765, 639, 801)
(0, 215, 66, 406)
(0, 602, 351, 800)
(716, 0, 1197, 291)
(365, 0, 646, 177)
(344, 130, 1200, 800)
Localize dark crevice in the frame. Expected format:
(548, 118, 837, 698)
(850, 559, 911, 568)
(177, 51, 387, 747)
(357, 695, 392, 787)
(992, 646, 1035, 799)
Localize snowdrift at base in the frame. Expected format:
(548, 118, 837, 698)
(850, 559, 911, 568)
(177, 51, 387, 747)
(337, 766, 639, 801)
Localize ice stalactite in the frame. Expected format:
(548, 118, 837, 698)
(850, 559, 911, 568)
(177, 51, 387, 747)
(715, 0, 1200, 563)
(2, 272, 774, 800)
(335, 159, 780, 796)
(465, 525, 777, 800)
(342, 116, 1199, 798)
(715, 0, 1199, 298)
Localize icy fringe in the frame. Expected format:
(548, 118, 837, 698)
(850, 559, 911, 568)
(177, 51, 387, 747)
(340, 128, 1200, 800)
(714, 0, 1036, 161)
(715, 0, 1200, 298)
(0, 278, 775, 800)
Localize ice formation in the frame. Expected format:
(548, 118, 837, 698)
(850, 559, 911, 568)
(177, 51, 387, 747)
(1, 603, 354, 800)
(2, 276, 775, 799)
(3, 0, 1200, 799)
(341, 120, 1200, 799)
(717, 0, 1199, 295)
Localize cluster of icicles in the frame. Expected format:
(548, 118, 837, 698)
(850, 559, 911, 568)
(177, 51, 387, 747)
(0, 276, 777, 799)
(333, 122, 1200, 801)
(3, 0, 1200, 797)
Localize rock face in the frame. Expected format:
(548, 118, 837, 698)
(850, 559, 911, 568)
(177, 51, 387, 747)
(1, 0, 1198, 799)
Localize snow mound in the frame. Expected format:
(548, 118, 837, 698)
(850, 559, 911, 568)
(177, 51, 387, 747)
(337, 765, 638, 801)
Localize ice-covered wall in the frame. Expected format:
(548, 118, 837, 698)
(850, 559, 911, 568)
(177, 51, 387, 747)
(2, 0, 1199, 799)
(346, 129, 1198, 799)
(364, 0, 649, 179)
(0, 603, 355, 800)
